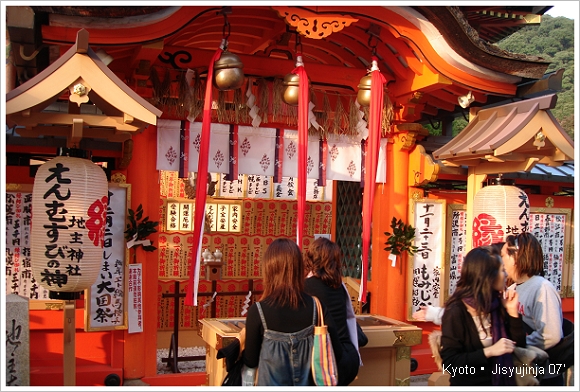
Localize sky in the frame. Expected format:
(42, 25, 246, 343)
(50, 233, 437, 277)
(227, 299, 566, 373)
(545, 1, 578, 19)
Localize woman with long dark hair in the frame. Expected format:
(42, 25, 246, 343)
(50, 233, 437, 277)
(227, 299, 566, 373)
(412, 242, 505, 325)
(243, 238, 342, 386)
(303, 237, 360, 385)
(440, 246, 526, 386)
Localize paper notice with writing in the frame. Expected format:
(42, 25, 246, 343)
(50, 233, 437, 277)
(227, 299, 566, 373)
(128, 264, 143, 333)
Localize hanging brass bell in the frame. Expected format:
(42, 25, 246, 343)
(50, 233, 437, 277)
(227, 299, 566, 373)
(282, 73, 300, 106)
(356, 73, 372, 107)
(213, 51, 245, 91)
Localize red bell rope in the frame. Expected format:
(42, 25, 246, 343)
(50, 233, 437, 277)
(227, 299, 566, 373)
(292, 56, 308, 249)
(360, 57, 386, 303)
(185, 46, 224, 306)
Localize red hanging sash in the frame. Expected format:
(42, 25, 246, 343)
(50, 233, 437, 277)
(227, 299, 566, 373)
(291, 62, 308, 248)
(185, 47, 223, 306)
(360, 59, 386, 303)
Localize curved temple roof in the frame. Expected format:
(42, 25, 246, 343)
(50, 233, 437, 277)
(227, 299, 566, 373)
(6, 29, 162, 145)
(10, 5, 552, 124)
(433, 94, 574, 175)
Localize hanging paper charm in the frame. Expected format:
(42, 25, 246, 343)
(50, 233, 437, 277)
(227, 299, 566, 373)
(246, 78, 262, 127)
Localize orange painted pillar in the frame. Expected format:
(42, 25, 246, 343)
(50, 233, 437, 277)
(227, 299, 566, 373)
(368, 129, 416, 320)
(123, 126, 160, 379)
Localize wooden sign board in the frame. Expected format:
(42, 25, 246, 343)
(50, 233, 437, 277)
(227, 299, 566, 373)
(440, 203, 573, 299)
(407, 198, 447, 320)
(84, 182, 131, 331)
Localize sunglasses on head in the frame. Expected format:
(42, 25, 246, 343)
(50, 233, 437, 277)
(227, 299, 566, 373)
(507, 235, 519, 251)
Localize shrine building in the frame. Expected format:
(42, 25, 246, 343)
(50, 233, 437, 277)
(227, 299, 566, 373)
(4, 4, 575, 387)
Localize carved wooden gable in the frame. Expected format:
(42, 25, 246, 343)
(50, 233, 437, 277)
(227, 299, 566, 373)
(6, 29, 162, 147)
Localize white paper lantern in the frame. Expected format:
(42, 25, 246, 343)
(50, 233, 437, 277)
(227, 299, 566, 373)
(472, 183, 529, 247)
(31, 155, 108, 298)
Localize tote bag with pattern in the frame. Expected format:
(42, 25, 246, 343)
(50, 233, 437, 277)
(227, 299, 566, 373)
(311, 296, 338, 386)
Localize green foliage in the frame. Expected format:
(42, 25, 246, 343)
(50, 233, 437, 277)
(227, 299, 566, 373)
(496, 14, 575, 139)
(423, 122, 442, 136)
(124, 204, 159, 252)
(452, 118, 468, 137)
(384, 217, 419, 256)
(425, 117, 467, 138)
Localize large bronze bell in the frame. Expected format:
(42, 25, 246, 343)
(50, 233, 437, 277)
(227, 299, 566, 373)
(356, 73, 372, 107)
(213, 51, 244, 91)
(282, 73, 300, 106)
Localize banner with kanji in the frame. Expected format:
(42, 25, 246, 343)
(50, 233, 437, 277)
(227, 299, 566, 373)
(410, 199, 446, 313)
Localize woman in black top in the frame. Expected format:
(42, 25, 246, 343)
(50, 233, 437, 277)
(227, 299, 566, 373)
(440, 246, 526, 386)
(304, 237, 360, 385)
(243, 238, 342, 385)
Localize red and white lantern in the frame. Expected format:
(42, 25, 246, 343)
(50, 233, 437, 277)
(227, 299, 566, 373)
(472, 182, 529, 247)
(31, 155, 108, 298)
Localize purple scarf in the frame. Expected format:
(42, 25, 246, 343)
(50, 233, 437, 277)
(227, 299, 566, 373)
(464, 294, 516, 386)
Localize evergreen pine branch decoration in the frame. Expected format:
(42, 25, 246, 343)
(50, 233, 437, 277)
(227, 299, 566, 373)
(124, 204, 159, 252)
(384, 217, 419, 256)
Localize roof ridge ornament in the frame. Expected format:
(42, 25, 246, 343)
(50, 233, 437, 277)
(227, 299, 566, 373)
(75, 29, 89, 53)
(69, 78, 91, 106)
(273, 7, 358, 39)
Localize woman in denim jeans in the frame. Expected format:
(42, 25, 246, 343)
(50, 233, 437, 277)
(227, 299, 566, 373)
(243, 238, 343, 386)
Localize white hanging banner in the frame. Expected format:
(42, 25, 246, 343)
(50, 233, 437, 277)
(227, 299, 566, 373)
(325, 134, 362, 182)
(237, 126, 277, 176)
(281, 130, 320, 179)
(128, 263, 143, 334)
(188, 122, 230, 174)
(156, 119, 181, 171)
